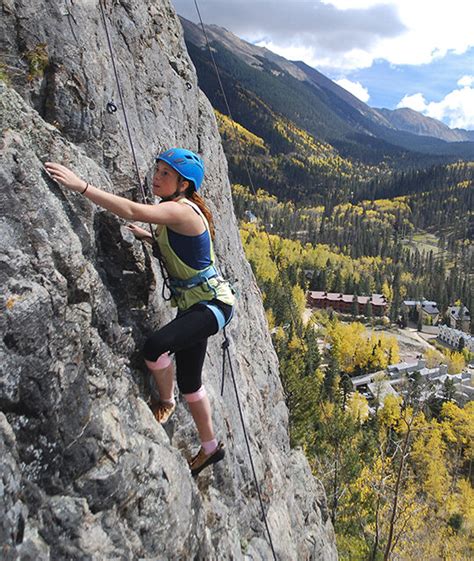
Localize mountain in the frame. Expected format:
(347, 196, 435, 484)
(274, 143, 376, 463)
(375, 107, 474, 142)
(454, 128, 474, 141)
(180, 17, 474, 205)
(180, 17, 474, 167)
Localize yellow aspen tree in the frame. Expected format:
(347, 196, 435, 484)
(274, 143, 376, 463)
(447, 351, 465, 374)
(424, 347, 445, 368)
(346, 392, 369, 423)
(411, 422, 451, 505)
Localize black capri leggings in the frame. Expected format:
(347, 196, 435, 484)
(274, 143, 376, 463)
(143, 300, 233, 394)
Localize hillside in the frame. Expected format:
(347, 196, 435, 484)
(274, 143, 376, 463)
(375, 107, 474, 142)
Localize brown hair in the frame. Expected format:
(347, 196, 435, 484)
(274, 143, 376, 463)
(188, 190, 215, 239)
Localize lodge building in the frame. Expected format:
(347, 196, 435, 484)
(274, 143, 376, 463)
(306, 291, 388, 316)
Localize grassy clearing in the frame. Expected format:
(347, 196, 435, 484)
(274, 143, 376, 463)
(401, 229, 454, 266)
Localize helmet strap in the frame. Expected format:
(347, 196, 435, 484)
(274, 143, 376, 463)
(160, 176, 188, 202)
(160, 189, 182, 202)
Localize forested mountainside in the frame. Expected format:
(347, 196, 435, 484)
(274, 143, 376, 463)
(181, 16, 472, 326)
(181, 17, 474, 170)
(236, 213, 474, 560)
(232, 183, 473, 328)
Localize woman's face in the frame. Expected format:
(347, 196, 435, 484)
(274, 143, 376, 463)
(153, 161, 186, 198)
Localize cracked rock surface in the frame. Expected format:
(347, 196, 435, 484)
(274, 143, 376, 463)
(1, 2, 337, 560)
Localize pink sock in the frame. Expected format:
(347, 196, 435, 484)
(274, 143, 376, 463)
(161, 397, 175, 405)
(202, 438, 218, 455)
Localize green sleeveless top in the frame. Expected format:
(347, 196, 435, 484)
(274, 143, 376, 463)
(156, 198, 235, 311)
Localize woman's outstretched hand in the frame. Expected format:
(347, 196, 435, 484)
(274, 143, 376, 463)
(125, 223, 153, 241)
(44, 162, 86, 193)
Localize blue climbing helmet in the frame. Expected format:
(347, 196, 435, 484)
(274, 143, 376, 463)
(156, 148, 205, 191)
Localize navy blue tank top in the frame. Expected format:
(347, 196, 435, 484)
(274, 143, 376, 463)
(167, 228, 212, 270)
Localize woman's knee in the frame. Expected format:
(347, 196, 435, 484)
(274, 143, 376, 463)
(182, 385, 207, 402)
(143, 331, 171, 362)
(145, 352, 172, 372)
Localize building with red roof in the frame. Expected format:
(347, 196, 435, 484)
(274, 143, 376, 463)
(306, 291, 388, 316)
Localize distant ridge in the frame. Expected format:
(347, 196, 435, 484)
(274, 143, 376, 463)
(181, 16, 474, 161)
(375, 107, 474, 142)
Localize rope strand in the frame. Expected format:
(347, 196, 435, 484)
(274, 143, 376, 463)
(220, 329, 279, 560)
(98, 0, 144, 201)
(192, 0, 304, 342)
(98, 0, 171, 295)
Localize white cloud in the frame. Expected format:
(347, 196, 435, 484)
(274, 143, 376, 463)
(397, 85, 474, 129)
(177, 1, 474, 71)
(254, 41, 374, 71)
(458, 75, 474, 87)
(397, 93, 428, 112)
(335, 78, 370, 102)
(175, 0, 405, 71)
(322, 0, 474, 68)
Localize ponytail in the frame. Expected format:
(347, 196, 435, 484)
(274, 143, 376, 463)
(188, 191, 215, 239)
(178, 175, 215, 239)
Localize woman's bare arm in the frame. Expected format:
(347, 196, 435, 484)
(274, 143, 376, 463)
(44, 162, 188, 225)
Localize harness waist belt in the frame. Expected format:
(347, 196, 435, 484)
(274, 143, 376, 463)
(169, 265, 218, 290)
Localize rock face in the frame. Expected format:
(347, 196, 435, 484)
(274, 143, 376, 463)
(0, 2, 337, 560)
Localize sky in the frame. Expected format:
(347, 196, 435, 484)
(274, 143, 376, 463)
(173, 0, 474, 130)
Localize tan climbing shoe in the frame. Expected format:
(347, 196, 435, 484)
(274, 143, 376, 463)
(151, 401, 176, 424)
(189, 442, 225, 477)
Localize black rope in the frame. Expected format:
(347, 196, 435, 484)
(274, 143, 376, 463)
(98, 0, 144, 200)
(220, 329, 229, 397)
(63, 0, 79, 43)
(97, 0, 172, 297)
(192, 0, 304, 343)
(219, 328, 279, 561)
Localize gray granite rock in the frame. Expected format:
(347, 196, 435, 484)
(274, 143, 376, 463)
(1, 2, 338, 560)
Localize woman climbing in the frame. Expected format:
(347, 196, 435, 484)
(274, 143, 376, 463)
(44, 148, 235, 477)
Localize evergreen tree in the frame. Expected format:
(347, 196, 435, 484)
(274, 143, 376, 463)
(304, 325, 321, 377)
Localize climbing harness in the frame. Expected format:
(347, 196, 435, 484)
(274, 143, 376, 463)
(168, 265, 218, 291)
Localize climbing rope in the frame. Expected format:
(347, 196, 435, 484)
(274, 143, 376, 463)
(192, 3, 279, 558)
(220, 328, 279, 560)
(97, 0, 172, 299)
(192, 0, 305, 344)
(98, 0, 143, 197)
